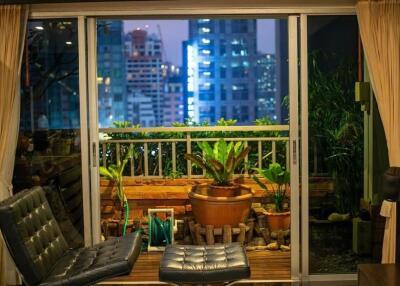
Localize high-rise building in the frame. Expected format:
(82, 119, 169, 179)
(275, 19, 289, 123)
(256, 53, 277, 121)
(125, 91, 156, 126)
(97, 20, 126, 127)
(184, 19, 258, 125)
(125, 29, 164, 126)
(163, 76, 184, 126)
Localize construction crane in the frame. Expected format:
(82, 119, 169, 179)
(157, 24, 167, 62)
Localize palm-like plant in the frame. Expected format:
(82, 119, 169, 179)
(185, 139, 250, 186)
(99, 145, 137, 236)
(253, 163, 290, 212)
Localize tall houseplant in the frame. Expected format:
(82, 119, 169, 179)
(184, 139, 254, 227)
(99, 145, 137, 236)
(253, 163, 291, 231)
(185, 139, 250, 196)
(308, 51, 363, 215)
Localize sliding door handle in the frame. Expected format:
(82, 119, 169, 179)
(292, 139, 297, 165)
(92, 142, 97, 168)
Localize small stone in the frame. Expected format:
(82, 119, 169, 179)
(266, 242, 279, 250)
(280, 245, 290, 251)
(252, 237, 266, 246)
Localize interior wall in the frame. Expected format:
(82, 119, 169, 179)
(29, 0, 356, 17)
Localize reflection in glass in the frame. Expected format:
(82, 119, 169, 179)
(308, 15, 379, 274)
(14, 19, 84, 248)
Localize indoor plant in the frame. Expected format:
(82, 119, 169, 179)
(99, 145, 137, 236)
(185, 139, 253, 227)
(253, 163, 290, 231)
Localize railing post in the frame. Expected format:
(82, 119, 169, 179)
(202, 150, 206, 176)
(172, 142, 177, 174)
(258, 141, 262, 168)
(130, 143, 135, 177)
(244, 141, 249, 175)
(187, 133, 192, 178)
(144, 142, 149, 177)
(158, 142, 162, 177)
(116, 143, 120, 165)
(272, 141, 276, 163)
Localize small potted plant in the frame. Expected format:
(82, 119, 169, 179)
(99, 145, 137, 236)
(184, 139, 253, 227)
(253, 163, 290, 232)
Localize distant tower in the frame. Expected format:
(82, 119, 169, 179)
(125, 29, 163, 126)
(275, 19, 288, 123)
(184, 19, 258, 125)
(163, 63, 184, 126)
(256, 53, 277, 121)
(97, 20, 126, 127)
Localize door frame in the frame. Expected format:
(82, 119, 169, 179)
(288, 15, 300, 281)
(29, 3, 358, 282)
(299, 13, 358, 283)
(85, 14, 302, 281)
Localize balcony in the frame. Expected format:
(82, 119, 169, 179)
(99, 124, 290, 179)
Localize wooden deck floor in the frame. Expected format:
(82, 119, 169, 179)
(103, 250, 290, 285)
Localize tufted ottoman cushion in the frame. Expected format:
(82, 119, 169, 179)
(159, 243, 250, 284)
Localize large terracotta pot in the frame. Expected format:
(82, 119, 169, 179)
(207, 184, 240, 197)
(265, 211, 290, 232)
(189, 183, 253, 227)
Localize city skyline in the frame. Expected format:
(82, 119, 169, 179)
(124, 19, 276, 66)
(97, 19, 286, 127)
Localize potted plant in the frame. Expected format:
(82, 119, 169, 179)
(185, 139, 253, 227)
(253, 163, 290, 232)
(99, 145, 137, 236)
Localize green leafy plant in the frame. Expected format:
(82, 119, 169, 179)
(253, 163, 290, 212)
(99, 145, 137, 236)
(308, 51, 363, 214)
(185, 138, 250, 186)
(101, 118, 289, 179)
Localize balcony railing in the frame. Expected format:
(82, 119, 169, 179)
(99, 125, 290, 179)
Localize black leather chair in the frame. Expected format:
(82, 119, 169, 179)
(0, 187, 142, 286)
(159, 243, 251, 285)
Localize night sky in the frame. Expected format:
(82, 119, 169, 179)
(124, 19, 276, 66)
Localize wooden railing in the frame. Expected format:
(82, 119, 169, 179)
(99, 125, 290, 178)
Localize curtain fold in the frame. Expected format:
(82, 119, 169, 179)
(0, 5, 28, 286)
(356, 0, 400, 263)
(380, 200, 397, 263)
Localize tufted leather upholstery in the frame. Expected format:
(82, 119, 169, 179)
(0, 187, 142, 286)
(43, 185, 84, 249)
(159, 243, 250, 284)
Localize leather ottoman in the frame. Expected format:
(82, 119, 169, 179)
(159, 243, 250, 285)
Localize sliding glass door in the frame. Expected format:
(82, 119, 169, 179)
(14, 18, 91, 246)
(301, 14, 380, 279)
(87, 15, 301, 281)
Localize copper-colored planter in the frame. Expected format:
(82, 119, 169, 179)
(189, 183, 254, 227)
(207, 184, 240, 197)
(265, 211, 290, 232)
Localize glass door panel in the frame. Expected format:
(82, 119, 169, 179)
(92, 16, 299, 281)
(306, 15, 379, 275)
(15, 19, 85, 248)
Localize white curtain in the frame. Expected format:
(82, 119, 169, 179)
(0, 5, 28, 286)
(356, 0, 400, 263)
